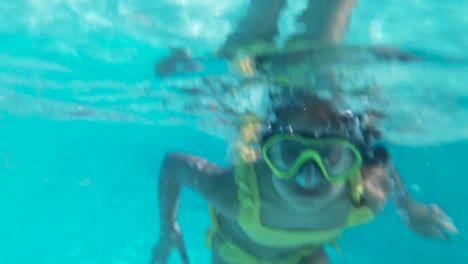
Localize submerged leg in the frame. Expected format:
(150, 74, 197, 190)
(218, 0, 287, 57)
(281, 0, 358, 98)
(293, 0, 357, 43)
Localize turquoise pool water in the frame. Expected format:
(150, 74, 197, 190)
(1, 1, 468, 263)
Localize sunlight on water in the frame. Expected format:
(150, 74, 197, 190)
(1, 0, 467, 147)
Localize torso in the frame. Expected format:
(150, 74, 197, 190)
(210, 161, 385, 262)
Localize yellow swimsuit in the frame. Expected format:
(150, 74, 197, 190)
(205, 161, 375, 264)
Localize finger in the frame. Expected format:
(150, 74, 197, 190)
(152, 245, 170, 264)
(176, 238, 190, 264)
(179, 251, 190, 264)
(429, 204, 443, 216)
(416, 228, 434, 238)
(438, 217, 459, 235)
(430, 206, 459, 235)
(433, 227, 451, 240)
(420, 226, 450, 240)
(436, 232, 450, 241)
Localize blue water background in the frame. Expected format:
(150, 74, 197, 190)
(1, 0, 468, 263)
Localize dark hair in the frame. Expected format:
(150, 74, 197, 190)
(269, 91, 350, 129)
(265, 89, 384, 162)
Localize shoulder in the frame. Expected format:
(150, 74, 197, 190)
(164, 152, 230, 175)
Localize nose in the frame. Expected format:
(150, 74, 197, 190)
(301, 162, 325, 181)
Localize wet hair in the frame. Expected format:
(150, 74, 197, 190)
(266, 90, 359, 136)
(264, 89, 385, 164)
(269, 91, 351, 131)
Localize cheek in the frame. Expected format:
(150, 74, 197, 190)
(272, 176, 293, 195)
(363, 172, 391, 209)
(272, 175, 309, 202)
(365, 178, 388, 202)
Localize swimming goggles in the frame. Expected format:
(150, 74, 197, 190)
(261, 134, 363, 184)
